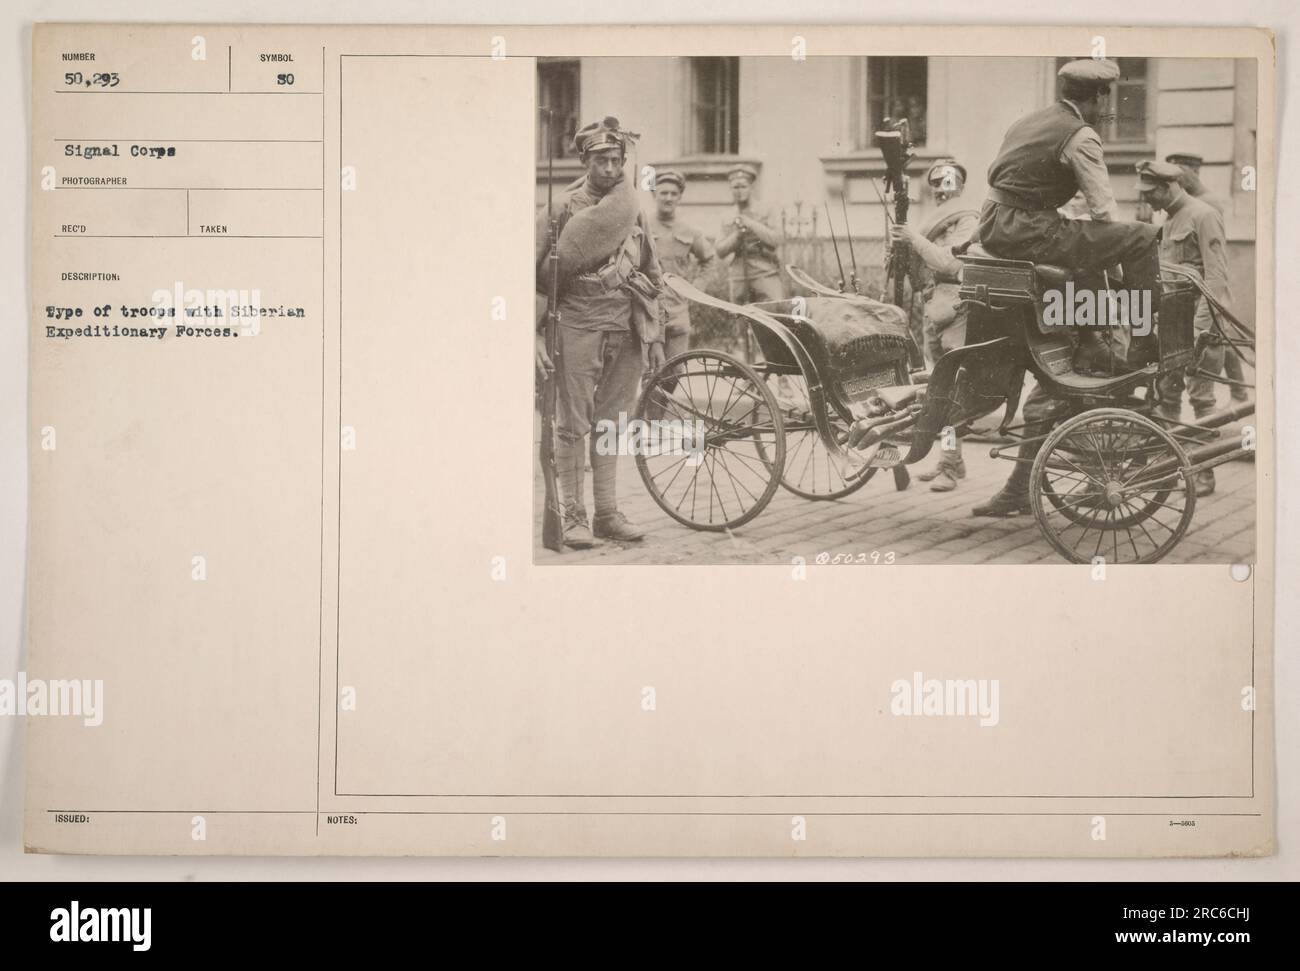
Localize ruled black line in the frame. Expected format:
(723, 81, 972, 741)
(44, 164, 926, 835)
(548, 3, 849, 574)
(56, 187, 324, 191)
(54, 90, 324, 95)
(334, 52, 343, 800)
(54, 138, 324, 143)
(317, 41, 326, 840)
(46, 809, 1265, 818)
(334, 792, 1258, 800)
(54, 234, 324, 239)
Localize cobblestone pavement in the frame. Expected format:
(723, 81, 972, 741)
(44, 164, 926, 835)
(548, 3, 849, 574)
(535, 407, 1257, 567)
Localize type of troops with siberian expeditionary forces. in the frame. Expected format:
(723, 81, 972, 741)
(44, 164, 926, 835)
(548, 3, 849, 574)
(536, 59, 1254, 559)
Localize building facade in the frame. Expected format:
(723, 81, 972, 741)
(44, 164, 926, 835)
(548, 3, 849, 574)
(537, 56, 1257, 319)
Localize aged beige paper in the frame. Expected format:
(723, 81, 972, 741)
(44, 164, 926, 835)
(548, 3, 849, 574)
(24, 23, 1273, 856)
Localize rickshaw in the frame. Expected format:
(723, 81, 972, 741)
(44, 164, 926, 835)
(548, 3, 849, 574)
(633, 254, 1255, 564)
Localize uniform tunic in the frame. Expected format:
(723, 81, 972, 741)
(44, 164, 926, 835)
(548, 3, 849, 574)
(1156, 191, 1232, 416)
(535, 179, 663, 338)
(649, 214, 711, 340)
(534, 178, 665, 457)
(906, 201, 979, 364)
(720, 204, 784, 303)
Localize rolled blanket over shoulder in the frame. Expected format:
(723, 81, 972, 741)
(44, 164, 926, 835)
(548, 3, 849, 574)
(557, 174, 640, 278)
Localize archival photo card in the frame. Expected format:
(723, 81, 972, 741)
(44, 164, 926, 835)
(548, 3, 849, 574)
(23, 24, 1274, 857)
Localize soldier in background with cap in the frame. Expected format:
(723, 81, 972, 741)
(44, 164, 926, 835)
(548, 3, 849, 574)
(534, 116, 666, 548)
(971, 57, 1163, 517)
(1166, 152, 1228, 217)
(1137, 160, 1231, 496)
(716, 163, 785, 303)
(1166, 151, 1248, 403)
(650, 169, 716, 362)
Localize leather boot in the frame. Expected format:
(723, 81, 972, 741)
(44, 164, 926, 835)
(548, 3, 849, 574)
(971, 487, 1031, 517)
(1193, 469, 1216, 497)
(592, 510, 645, 542)
(972, 432, 1035, 516)
(1072, 332, 1125, 376)
(929, 467, 960, 493)
(557, 438, 593, 549)
(918, 455, 966, 482)
(1127, 331, 1160, 369)
(562, 508, 595, 549)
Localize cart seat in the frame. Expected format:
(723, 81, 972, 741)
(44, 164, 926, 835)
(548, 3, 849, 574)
(1045, 363, 1157, 394)
(1033, 264, 1072, 288)
(963, 243, 1076, 290)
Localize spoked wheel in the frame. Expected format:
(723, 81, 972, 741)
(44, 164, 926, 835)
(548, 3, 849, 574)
(635, 350, 785, 531)
(752, 371, 875, 500)
(1030, 408, 1196, 564)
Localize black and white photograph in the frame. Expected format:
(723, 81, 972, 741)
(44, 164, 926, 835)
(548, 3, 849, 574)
(2, 8, 1288, 908)
(534, 54, 1259, 564)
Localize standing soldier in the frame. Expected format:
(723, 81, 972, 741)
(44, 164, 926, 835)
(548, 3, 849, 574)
(649, 169, 716, 361)
(1165, 152, 1229, 217)
(1137, 160, 1231, 496)
(971, 58, 1163, 517)
(535, 116, 666, 548)
(716, 163, 785, 303)
(1166, 151, 1247, 403)
(891, 157, 978, 491)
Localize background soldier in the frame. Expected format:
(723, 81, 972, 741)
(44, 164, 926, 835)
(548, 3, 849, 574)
(892, 157, 978, 491)
(716, 163, 785, 303)
(971, 58, 1162, 517)
(1165, 152, 1229, 217)
(1166, 151, 1247, 402)
(1137, 160, 1232, 496)
(534, 116, 666, 548)
(650, 169, 716, 361)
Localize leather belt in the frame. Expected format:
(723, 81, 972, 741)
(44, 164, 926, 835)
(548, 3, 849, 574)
(987, 187, 1062, 212)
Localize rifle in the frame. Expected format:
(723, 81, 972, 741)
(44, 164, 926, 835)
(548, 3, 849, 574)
(839, 190, 861, 295)
(876, 118, 922, 368)
(824, 201, 846, 291)
(539, 109, 564, 552)
(732, 212, 756, 362)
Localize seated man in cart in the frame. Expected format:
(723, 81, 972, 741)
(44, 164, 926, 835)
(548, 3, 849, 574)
(970, 57, 1163, 517)
(891, 156, 978, 492)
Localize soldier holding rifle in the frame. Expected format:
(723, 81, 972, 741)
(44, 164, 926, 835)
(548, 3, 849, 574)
(716, 163, 785, 304)
(534, 116, 666, 549)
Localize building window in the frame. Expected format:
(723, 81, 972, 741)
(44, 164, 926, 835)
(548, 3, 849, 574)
(858, 57, 928, 149)
(537, 59, 580, 160)
(686, 57, 739, 155)
(1056, 57, 1151, 144)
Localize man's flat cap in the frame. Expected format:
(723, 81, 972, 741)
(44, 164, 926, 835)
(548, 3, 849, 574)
(574, 116, 628, 157)
(727, 163, 759, 183)
(1166, 152, 1204, 167)
(656, 169, 686, 191)
(1137, 160, 1183, 189)
(1058, 58, 1121, 85)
